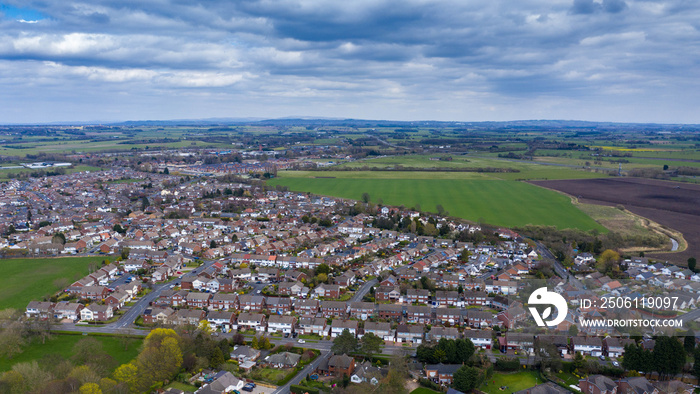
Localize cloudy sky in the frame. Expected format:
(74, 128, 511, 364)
(1, 0, 699, 124)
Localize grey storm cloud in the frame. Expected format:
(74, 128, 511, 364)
(0, 0, 699, 123)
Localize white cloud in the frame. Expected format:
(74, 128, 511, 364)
(0, 0, 699, 123)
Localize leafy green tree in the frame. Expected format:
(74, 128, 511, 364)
(218, 339, 231, 360)
(653, 336, 685, 378)
(694, 347, 700, 379)
(113, 363, 138, 391)
(251, 336, 259, 349)
(79, 382, 102, 394)
(453, 365, 482, 392)
(622, 344, 639, 371)
(416, 344, 435, 364)
(437, 338, 457, 363)
(689, 257, 697, 273)
(684, 330, 696, 354)
(140, 196, 149, 210)
(52, 232, 66, 245)
(433, 348, 447, 364)
(362, 193, 371, 203)
(573, 352, 584, 370)
(131, 329, 183, 392)
(455, 338, 476, 363)
(568, 324, 579, 336)
(360, 333, 384, 355)
(210, 347, 225, 368)
(316, 264, 330, 275)
(332, 329, 358, 355)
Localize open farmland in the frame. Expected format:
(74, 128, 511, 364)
(269, 175, 605, 231)
(337, 154, 610, 181)
(529, 178, 700, 264)
(0, 256, 99, 311)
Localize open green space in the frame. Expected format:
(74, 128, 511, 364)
(250, 366, 296, 385)
(0, 334, 142, 372)
(165, 381, 199, 392)
(337, 154, 608, 180)
(410, 388, 442, 394)
(554, 370, 582, 387)
(268, 176, 605, 231)
(0, 165, 104, 179)
(479, 371, 541, 394)
(0, 256, 101, 310)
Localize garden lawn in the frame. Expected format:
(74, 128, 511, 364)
(410, 388, 442, 394)
(165, 382, 199, 392)
(480, 371, 541, 394)
(251, 367, 294, 384)
(0, 333, 142, 372)
(0, 256, 101, 310)
(268, 177, 605, 231)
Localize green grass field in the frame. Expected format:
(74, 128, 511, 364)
(268, 176, 605, 231)
(480, 371, 541, 394)
(410, 388, 441, 394)
(336, 154, 607, 181)
(0, 165, 104, 179)
(0, 256, 102, 311)
(0, 334, 142, 372)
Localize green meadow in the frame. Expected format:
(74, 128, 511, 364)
(0, 256, 102, 311)
(268, 175, 605, 231)
(480, 371, 542, 394)
(0, 334, 142, 372)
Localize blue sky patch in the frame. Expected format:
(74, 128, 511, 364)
(0, 3, 46, 22)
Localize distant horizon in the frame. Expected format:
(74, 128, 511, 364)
(3, 117, 700, 127)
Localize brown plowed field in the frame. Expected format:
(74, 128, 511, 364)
(529, 177, 700, 265)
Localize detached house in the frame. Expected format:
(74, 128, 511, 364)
(81, 304, 113, 321)
(317, 354, 355, 377)
(425, 364, 462, 385)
